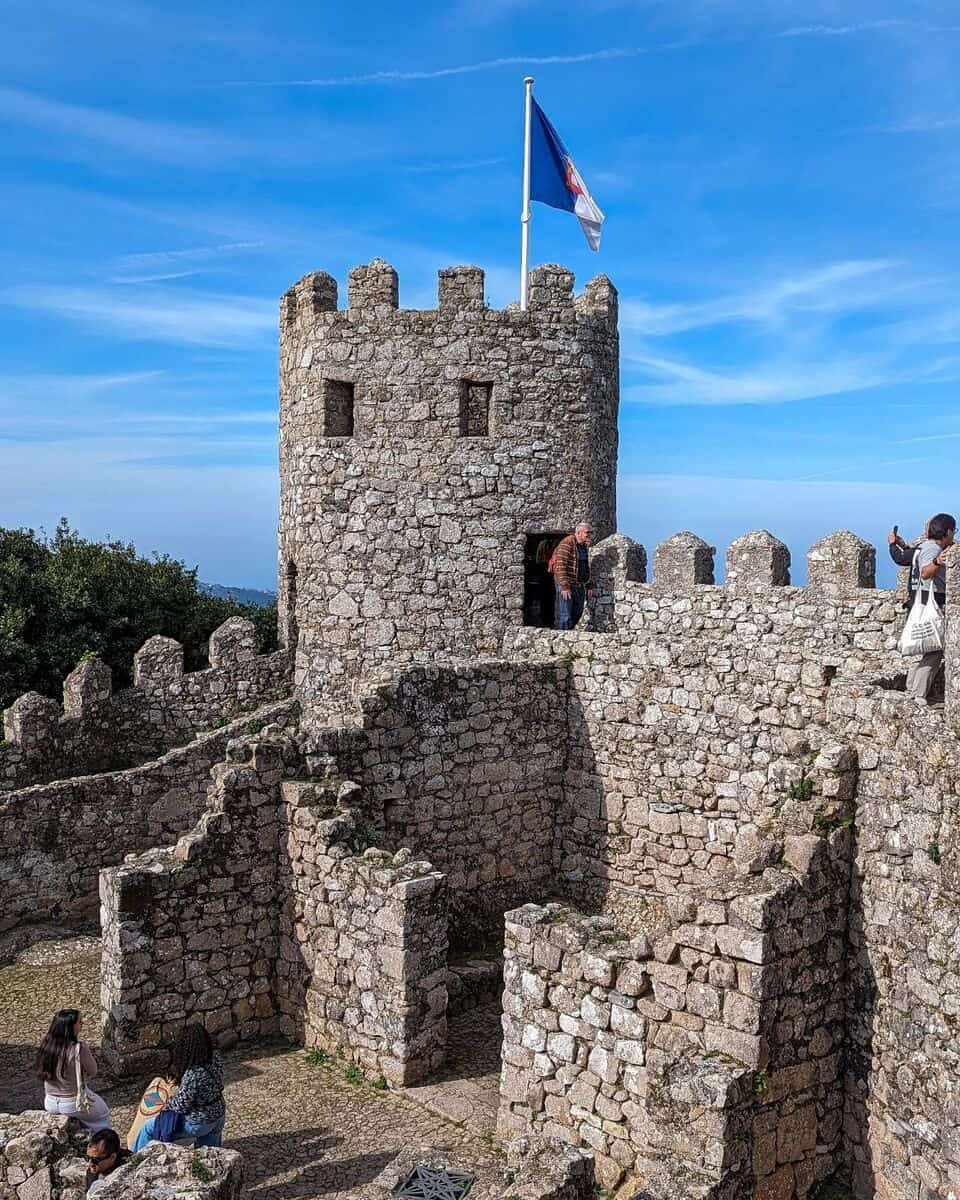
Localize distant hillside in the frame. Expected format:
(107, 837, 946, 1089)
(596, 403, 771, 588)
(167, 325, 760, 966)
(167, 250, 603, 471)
(199, 582, 277, 608)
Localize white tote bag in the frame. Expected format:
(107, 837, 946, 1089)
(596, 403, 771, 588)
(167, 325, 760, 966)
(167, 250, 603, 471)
(898, 586, 945, 657)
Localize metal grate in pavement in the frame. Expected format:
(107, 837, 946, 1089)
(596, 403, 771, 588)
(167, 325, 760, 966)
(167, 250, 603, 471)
(395, 1165, 476, 1199)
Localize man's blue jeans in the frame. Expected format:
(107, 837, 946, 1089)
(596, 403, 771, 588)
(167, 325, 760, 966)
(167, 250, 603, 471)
(555, 584, 586, 630)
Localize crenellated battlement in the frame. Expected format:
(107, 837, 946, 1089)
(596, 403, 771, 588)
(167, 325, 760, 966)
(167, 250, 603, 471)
(280, 258, 618, 329)
(594, 527, 887, 594)
(0, 617, 291, 791)
(278, 257, 620, 722)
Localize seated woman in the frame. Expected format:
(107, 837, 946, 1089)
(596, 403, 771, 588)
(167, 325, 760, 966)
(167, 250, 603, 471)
(131, 1025, 226, 1150)
(37, 1009, 112, 1133)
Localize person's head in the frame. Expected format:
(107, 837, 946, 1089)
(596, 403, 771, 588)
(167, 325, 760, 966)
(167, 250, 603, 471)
(86, 1130, 122, 1177)
(574, 522, 595, 546)
(928, 513, 956, 546)
(169, 1023, 214, 1083)
(36, 1009, 81, 1081)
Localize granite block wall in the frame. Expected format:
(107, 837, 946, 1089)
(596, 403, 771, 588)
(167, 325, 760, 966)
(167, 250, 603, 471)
(0, 699, 295, 933)
(827, 683, 960, 1200)
(1, 618, 290, 791)
(506, 529, 905, 916)
(351, 660, 567, 948)
(276, 778, 448, 1085)
(278, 261, 619, 719)
(100, 727, 299, 1076)
(497, 812, 849, 1199)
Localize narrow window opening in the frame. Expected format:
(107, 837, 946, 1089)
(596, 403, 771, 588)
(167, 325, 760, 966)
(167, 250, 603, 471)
(459, 380, 492, 437)
(323, 380, 355, 437)
(523, 532, 566, 628)
(283, 561, 299, 652)
(822, 665, 838, 686)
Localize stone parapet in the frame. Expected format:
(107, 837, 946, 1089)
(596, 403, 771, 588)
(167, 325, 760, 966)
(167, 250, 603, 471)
(0, 699, 296, 933)
(99, 724, 300, 1076)
(0, 619, 291, 792)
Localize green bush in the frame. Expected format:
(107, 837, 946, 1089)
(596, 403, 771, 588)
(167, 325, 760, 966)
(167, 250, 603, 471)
(0, 519, 277, 709)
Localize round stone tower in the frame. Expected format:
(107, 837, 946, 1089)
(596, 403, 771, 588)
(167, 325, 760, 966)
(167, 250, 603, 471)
(278, 259, 619, 720)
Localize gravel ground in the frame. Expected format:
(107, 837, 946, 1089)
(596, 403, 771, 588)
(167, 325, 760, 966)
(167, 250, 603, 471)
(0, 933, 507, 1199)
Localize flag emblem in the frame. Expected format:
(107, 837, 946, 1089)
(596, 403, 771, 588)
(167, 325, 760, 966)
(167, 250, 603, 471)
(529, 99, 604, 251)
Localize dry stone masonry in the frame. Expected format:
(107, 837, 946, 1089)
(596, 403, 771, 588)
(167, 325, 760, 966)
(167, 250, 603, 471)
(3, 261, 960, 1200)
(0, 1112, 242, 1200)
(0, 617, 289, 792)
(278, 260, 618, 718)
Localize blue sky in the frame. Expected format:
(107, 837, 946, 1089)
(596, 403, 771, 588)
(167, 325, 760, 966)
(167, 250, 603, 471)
(1, 0, 958, 590)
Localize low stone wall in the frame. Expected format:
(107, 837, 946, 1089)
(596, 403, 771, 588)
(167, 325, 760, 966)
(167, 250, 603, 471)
(102, 722, 453, 1084)
(276, 778, 448, 1086)
(0, 699, 295, 933)
(1, 618, 290, 792)
(100, 725, 299, 1076)
(498, 818, 851, 1197)
(0, 1112, 242, 1200)
(353, 660, 566, 948)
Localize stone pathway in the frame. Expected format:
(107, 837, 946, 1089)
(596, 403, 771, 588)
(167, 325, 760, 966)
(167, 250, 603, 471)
(403, 1003, 502, 1135)
(0, 933, 506, 1199)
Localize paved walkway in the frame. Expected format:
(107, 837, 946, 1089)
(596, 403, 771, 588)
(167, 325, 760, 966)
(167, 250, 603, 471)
(0, 931, 505, 1199)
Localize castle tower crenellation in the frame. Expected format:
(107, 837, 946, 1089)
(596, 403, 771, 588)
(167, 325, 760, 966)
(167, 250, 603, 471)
(278, 259, 620, 719)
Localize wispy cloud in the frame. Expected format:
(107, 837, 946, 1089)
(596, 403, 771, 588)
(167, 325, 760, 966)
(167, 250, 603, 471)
(401, 157, 508, 174)
(877, 114, 960, 133)
(623, 349, 906, 406)
(621, 260, 902, 336)
(0, 285, 275, 348)
(0, 371, 163, 406)
(111, 270, 209, 285)
(778, 20, 905, 38)
(624, 341, 960, 407)
(217, 43, 691, 88)
(0, 86, 245, 165)
(116, 242, 265, 267)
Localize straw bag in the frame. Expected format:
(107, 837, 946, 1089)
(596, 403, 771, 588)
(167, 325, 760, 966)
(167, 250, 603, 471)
(74, 1044, 93, 1114)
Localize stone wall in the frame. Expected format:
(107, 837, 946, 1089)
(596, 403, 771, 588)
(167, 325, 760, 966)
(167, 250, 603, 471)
(506, 529, 906, 914)
(100, 723, 300, 1076)
(101, 719, 454, 1085)
(278, 261, 619, 719)
(0, 1112, 242, 1200)
(276, 778, 448, 1086)
(497, 801, 850, 1200)
(828, 684, 960, 1200)
(351, 660, 567, 948)
(0, 699, 295, 933)
(1, 618, 290, 792)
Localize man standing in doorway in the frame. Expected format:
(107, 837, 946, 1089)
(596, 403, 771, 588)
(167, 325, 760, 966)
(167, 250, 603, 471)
(552, 522, 595, 630)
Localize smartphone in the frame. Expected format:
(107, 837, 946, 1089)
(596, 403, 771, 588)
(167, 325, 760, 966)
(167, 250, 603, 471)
(893, 525, 899, 536)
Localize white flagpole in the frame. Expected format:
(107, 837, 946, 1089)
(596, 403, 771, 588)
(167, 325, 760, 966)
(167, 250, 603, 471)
(520, 75, 534, 311)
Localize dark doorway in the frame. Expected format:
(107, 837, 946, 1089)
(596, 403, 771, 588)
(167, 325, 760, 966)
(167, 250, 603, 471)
(523, 532, 566, 628)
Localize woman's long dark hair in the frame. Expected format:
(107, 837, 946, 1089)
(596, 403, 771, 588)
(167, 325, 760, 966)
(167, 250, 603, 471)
(168, 1024, 214, 1083)
(36, 1009, 80, 1081)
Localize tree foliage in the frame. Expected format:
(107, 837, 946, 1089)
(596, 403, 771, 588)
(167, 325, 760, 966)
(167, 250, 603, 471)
(0, 520, 277, 709)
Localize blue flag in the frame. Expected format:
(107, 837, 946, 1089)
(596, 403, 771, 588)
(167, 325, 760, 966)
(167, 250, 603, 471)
(529, 99, 604, 251)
